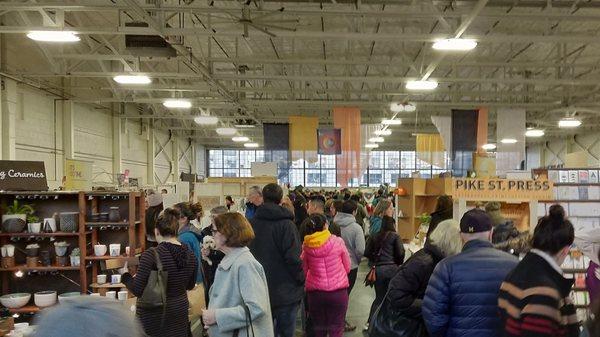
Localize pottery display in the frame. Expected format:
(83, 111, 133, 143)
(5, 245, 15, 257)
(108, 207, 120, 222)
(34, 291, 57, 307)
(0, 293, 31, 309)
(105, 291, 116, 299)
(1, 256, 15, 269)
(40, 251, 51, 267)
(26, 257, 38, 268)
(1, 214, 27, 233)
(58, 292, 81, 303)
(56, 256, 69, 267)
(109, 244, 121, 257)
(88, 213, 100, 222)
(58, 212, 79, 232)
(1, 247, 6, 258)
(43, 218, 56, 233)
(70, 255, 80, 267)
(117, 291, 128, 301)
(25, 245, 39, 257)
(111, 274, 121, 284)
(97, 274, 107, 284)
(94, 244, 107, 256)
(54, 242, 69, 257)
(99, 213, 109, 222)
(27, 222, 41, 234)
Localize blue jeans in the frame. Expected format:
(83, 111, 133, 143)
(272, 302, 300, 337)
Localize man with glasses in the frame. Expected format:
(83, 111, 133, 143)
(245, 186, 263, 220)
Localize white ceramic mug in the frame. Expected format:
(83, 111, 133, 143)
(1, 247, 6, 258)
(97, 274, 107, 284)
(105, 291, 116, 299)
(117, 291, 128, 301)
(5, 245, 14, 257)
(111, 274, 121, 284)
(94, 245, 107, 257)
(29, 222, 41, 233)
(125, 246, 130, 255)
(109, 244, 121, 257)
(43, 218, 57, 233)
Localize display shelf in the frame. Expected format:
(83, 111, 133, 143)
(554, 183, 600, 186)
(85, 221, 140, 226)
(89, 283, 126, 289)
(540, 200, 600, 203)
(0, 231, 91, 238)
(84, 255, 129, 261)
(0, 265, 81, 272)
(8, 305, 40, 314)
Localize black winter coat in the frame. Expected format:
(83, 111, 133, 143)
(386, 243, 445, 316)
(427, 208, 453, 238)
(365, 231, 405, 281)
(249, 202, 305, 309)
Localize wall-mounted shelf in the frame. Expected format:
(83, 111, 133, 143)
(0, 232, 91, 238)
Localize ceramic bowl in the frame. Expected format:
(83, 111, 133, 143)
(34, 291, 57, 307)
(58, 292, 81, 303)
(0, 293, 31, 309)
(94, 244, 107, 257)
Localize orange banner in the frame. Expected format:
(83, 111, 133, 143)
(333, 107, 361, 187)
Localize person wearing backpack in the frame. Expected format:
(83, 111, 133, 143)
(122, 208, 198, 337)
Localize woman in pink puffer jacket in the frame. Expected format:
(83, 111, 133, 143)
(301, 213, 351, 337)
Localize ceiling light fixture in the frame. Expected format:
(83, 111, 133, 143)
(390, 103, 404, 113)
(216, 127, 237, 136)
(525, 129, 545, 137)
(27, 30, 80, 42)
(432, 38, 477, 51)
(374, 130, 392, 136)
(235, 124, 256, 128)
(558, 117, 582, 128)
(244, 143, 259, 148)
(406, 80, 438, 90)
(482, 143, 497, 150)
(365, 143, 379, 149)
(194, 116, 219, 125)
(113, 75, 151, 85)
(501, 138, 518, 144)
(163, 99, 192, 109)
(381, 119, 402, 125)
(232, 136, 250, 142)
(403, 104, 416, 112)
(369, 137, 385, 143)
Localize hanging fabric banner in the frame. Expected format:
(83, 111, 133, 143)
(496, 108, 526, 175)
(289, 116, 319, 163)
(263, 123, 289, 151)
(431, 116, 452, 153)
(451, 109, 479, 177)
(476, 107, 489, 154)
(317, 128, 342, 155)
(361, 124, 379, 184)
(333, 107, 361, 187)
(416, 134, 446, 168)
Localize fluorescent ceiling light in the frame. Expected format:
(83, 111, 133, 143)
(163, 99, 192, 109)
(27, 31, 80, 42)
(194, 116, 219, 125)
(369, 137, 385, 143)
(365, 143, 379, 149)
(235, 124, 256, 128)
(244, 143, 259, 148)
(403, 104, 416, 112)
(558, 118, 582, 128)
(432, 38, 477, 51)
(113, 75, 151, 85)
(406, 80, 438, 90)
(382, 119, 402, 125)
(232, 136, 249, 142)
(374, 130, 392, 136)
(501, 138, 518, 144)
(390, 103, 404, 113)
(525, 129, 545, 137)
(216, 127, 237, 136)
(482, 143, 497, 150)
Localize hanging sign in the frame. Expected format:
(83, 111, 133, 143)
(453, 178, 553, 201)
(0, 160, 48, 191)
(64, 159, 93, 191)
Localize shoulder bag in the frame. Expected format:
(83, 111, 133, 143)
(364, 232, 389, 287)
(368, 288, 425, 337)
(137, 247, 168, 309)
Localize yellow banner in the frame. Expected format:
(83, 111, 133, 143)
(64, 159, 93, 191)
(453, 178, 553, 201)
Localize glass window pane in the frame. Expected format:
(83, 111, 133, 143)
(223, 169, 238, 177)
(416, 157, 432, 170)
(209, 168, 222, 177)
(400, 170, 413, 178)
(321, 170, 336, 187)
(385, 151, 400, 169)
(290, 169, 304, 187)
(240, 169, 252, 177)
(209, 150, 223, 168)
(223, 150, 239, 169)
(369, 151, 384, 169)
(401, 151, 416, 170)
(256, 151, 265, 162)
(384, 170, 399, 186)
(305, 169, 321, 187)
(239, 151, 256, 169)
(307, 156, 320, 169)
(272, 151, 289, 168)
(321, 155, 336, 169)
(292, 158, 304, 169)
(419, 170, 432, 179)
(369, 170, 383, 187)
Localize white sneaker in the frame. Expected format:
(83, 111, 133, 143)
(363, 323, 369, 331)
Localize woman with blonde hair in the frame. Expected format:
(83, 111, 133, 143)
(201, 213, 273, 337)
(369, 219, 462, 336)
(369, 199, 393, 236)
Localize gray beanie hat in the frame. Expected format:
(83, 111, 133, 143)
(34, 296, 142, 337)
(147, 192, 163, 207)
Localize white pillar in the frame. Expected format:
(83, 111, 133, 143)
(112, 110, 122, 175)
(0, 77, 17, 160)
(147, 120, 155, 186)
(172, 135, 179, 183)
(62, 100, 75, 160)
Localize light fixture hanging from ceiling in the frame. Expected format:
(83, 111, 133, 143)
(432, 38, 477, 51)
(232, 136, 250, 142)
(558, 117, 582, 128)
(525, 128, 545, 137)
(374, 130, 392, 136)
(113, 75, 151, 85)
(163, 99, 192, 109)
(369, 137, 385, 143)
(406, 80, 438, 90)
(216, 127, 237, 136)
(482, 143, 497, 150)
(365, 143, 379, 149)
(381, 119, 402, 125)
(390, 102, 416, 113)
(244, 143, 259, 148)
(27, 31, 80, 42)
(500, 138, 518, 144)
(194, 116, 219, 125)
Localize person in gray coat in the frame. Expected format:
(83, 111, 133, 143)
(202, 213, 273, 337)
(333, 199, 366, 331)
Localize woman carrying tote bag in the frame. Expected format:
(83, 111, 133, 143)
(201, 213, 273, 337)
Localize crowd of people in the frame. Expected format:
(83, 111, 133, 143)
(31, 184, 600, 337)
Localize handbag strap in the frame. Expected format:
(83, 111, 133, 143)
(150, 247, 167, 331)
(374, 232, 390, 264)
(151, 247, 164, 272)
(232, 254, 255, 337)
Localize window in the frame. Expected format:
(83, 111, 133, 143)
(207, 149, 451, 187)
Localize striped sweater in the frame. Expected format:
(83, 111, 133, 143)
(498, 252, 580, 337)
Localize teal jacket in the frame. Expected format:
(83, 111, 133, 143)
(179, 225, 204, 284)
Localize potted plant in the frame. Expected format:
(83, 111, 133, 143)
(2, 200, 34, 233)
(27, 215, 42, 233)
(69, 248, 80, 267)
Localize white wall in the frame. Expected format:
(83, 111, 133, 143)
(527, 133, 600, 169)
(5, 83, 204, 189)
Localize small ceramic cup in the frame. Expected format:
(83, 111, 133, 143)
(105, 291, 116, 299)
(1, 247, 6, 258)
(97, 274, 107, 284)
(29, 222, 41, 233)
(109, 244, 121, 257)
(5, 245, 15, 257)
(94, 245, 107, 257)
(125, 246, 130, 256)
(117, 291, 128, 301)
(111, 274, 122, 284)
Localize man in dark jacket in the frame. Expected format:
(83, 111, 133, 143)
(299, 195, 341, 239)
(249, 183, 304, 337)
(422, 209, 518, 337)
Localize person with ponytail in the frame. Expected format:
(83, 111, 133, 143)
(301, 213, 351, 337)
(122, 208, 198, 337)
(498, 204, 581, 337)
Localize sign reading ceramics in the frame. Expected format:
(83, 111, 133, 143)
(0, 160, 48, 191)
(453, 178, 553, 201)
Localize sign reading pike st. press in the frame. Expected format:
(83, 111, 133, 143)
(453, 178, 553, 201)
(0, 161, 49, 191)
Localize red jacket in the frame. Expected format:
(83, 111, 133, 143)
(301, 230, 350, 292)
